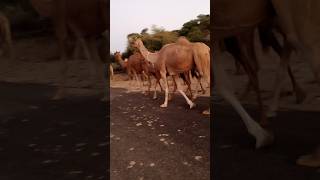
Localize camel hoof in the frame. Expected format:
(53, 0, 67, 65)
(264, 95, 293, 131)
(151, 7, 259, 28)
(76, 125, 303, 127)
(255, 130, 274, 149)
(296, 154, 320, 168)
(189, 103, 196, 109)
(160, 104, 167, 108)
(153, 96, 157, 100)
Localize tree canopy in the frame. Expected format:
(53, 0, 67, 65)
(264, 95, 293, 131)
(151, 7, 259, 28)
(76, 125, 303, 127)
(119, 14, 210, 59)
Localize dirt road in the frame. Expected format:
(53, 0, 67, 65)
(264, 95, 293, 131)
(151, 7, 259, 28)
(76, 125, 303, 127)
(0, 82, 107, 180)
(110, 87, 210, 180)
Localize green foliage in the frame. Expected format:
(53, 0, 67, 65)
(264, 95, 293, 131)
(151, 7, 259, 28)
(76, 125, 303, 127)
(113, 14, 210, 61)
(179, 14, 210, 43)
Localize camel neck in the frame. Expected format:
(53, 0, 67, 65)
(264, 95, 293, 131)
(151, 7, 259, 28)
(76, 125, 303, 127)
(138, 45, 158, 64)
(115, 56, 126, 68)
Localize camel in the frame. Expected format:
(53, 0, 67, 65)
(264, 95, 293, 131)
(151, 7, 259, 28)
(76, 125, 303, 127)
(213, 0, 275, 148)
(214, 0, 320, 166)
(267, 0, 320, 116)
(0, 12, 13, 58)
(114, 51, 153, 93)
(268, 0, 320, 167)
(30, 0, 108, 100)
(132, 37, 202, 108)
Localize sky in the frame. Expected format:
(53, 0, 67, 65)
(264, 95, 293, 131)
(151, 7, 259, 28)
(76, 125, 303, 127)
(110, 0, 210, 53)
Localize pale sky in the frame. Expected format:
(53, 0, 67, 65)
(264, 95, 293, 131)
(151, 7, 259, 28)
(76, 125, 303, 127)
(110, 0, 210, 53)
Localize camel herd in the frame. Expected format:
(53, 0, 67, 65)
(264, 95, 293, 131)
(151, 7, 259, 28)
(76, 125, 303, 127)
(112, 37, 210, 113)
(0, 0, 319, 169)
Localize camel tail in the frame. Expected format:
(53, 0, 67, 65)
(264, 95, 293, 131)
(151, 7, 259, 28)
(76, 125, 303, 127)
(193, 45, 210, 83)
(192, 47, 204, 77)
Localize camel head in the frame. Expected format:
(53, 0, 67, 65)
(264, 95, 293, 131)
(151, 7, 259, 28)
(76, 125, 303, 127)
(114, 51, 121, 60)
(131, 38, 144, 49)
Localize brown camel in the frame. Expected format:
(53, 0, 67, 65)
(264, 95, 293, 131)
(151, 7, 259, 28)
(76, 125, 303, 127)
(132, 37, 209, 109)
(30, 0, 108, 100)
(114, 51, 153, 93)
(0, 12, 13, 58)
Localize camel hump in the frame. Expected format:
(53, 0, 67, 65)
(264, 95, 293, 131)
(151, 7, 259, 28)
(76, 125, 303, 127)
(176, 36, 191, 45)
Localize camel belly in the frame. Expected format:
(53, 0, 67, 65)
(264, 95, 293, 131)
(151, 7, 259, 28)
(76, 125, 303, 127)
(213, 0, 269, 30)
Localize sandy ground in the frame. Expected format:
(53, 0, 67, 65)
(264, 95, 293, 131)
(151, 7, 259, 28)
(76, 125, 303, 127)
(0, 36, 107, 180)
(110, 74, 210, 180)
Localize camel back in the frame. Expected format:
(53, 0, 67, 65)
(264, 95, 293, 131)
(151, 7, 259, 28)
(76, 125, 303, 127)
(272, 0, 320, 43)
(213, 0, 269, 29)
(30, 0, 107, 37)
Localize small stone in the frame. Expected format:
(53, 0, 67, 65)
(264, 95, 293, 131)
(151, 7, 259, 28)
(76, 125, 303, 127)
(149, 163, 155, 167)
(194, 156, 202, 161)
(127, 161, 136, 168)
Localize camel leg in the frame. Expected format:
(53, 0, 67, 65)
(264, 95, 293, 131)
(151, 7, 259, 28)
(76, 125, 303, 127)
(160, 72, 169, 108)
(5, 25, 13, 59)
(68, 24, 99, 88)
(308, 47, 320, 85)
(172, 75, 196, 109)
(147, 74, 152, 95)
(52, 40, 68, 100)
(153, 78, 158, 99)
(73, 39, 82, 59)
(214, 41, 273, 148)
(237, 32, 267, 126)
(287, 66, 306, 103)
(168, 76, 176, 101)
(87, 40, 107, 101)
(199, 79, 206, 94)
(184, 72, 194, 99)
(110, 64, 114, 80)
(158, 78, 164, 92)
(135, 71, 145, 93)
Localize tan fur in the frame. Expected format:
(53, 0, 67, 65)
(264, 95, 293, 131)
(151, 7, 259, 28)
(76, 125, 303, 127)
(114, 51, 151, 93)
(133, 37, 205, 108)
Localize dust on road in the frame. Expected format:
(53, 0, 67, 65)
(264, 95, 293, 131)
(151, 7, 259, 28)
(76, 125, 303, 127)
(110, 76, 210, 180)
